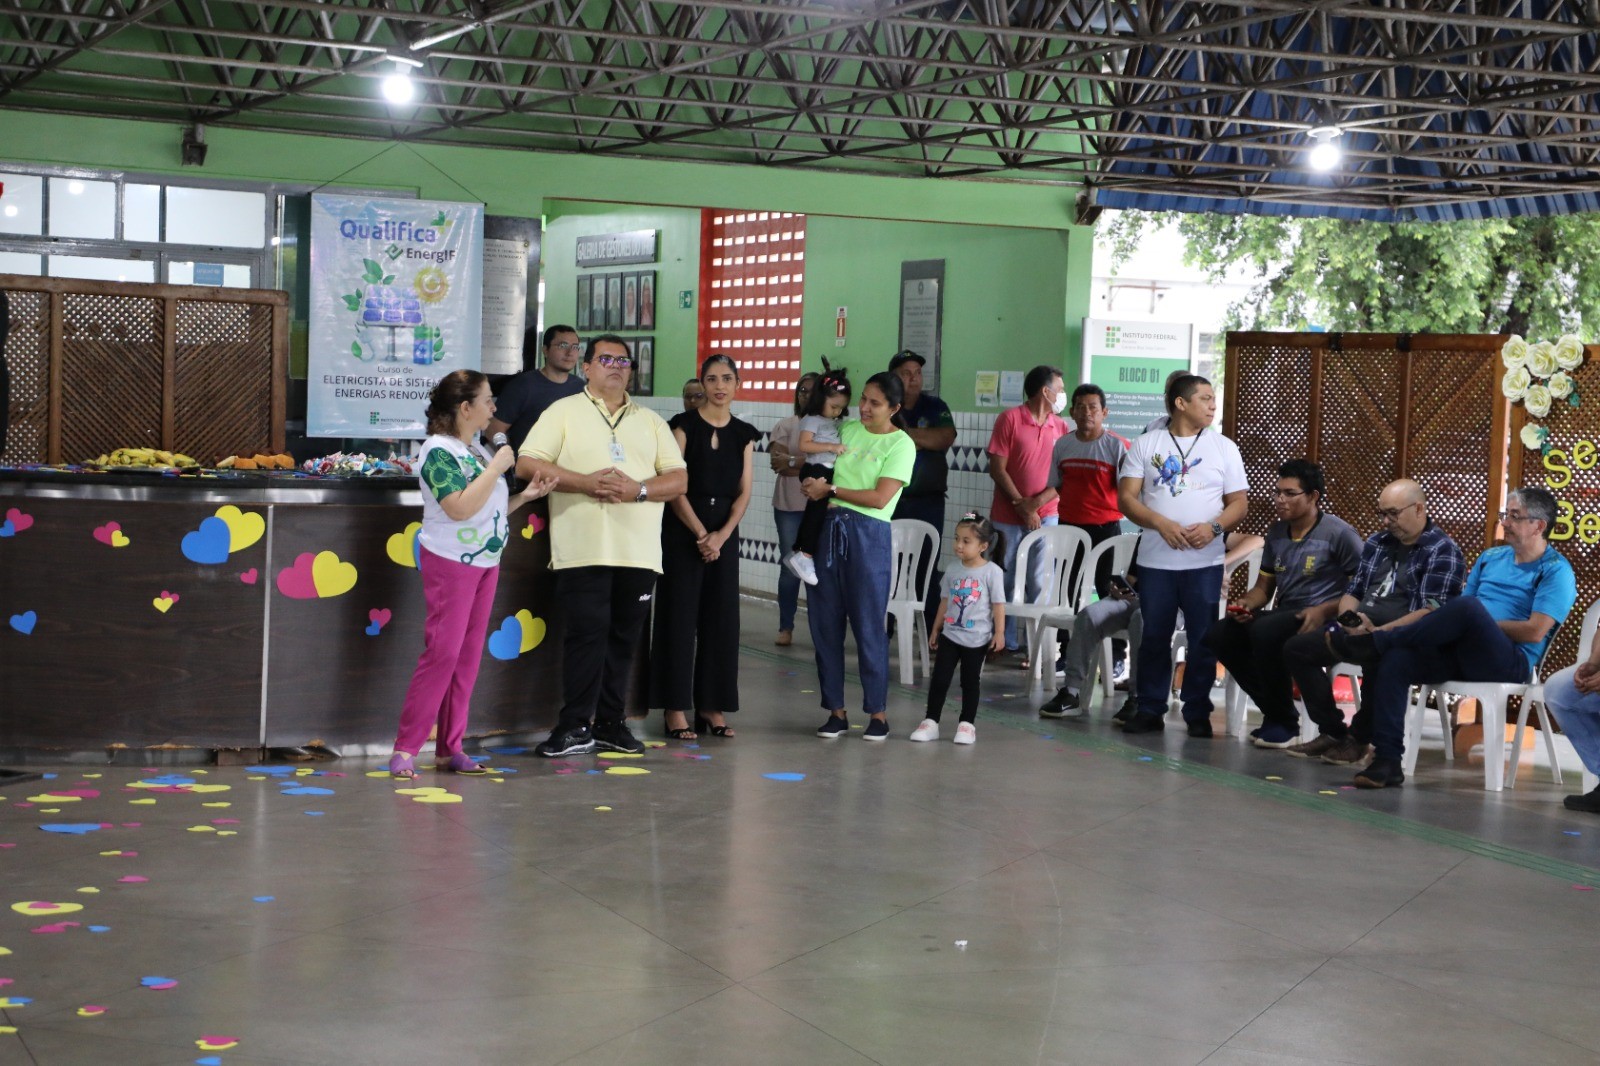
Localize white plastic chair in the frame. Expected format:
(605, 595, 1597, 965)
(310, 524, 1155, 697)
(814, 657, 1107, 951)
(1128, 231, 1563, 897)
(1172, 546, 1264, 712)
(1511, 598, 1600, 788)
(1008, 526, 1093, 680)
(887, 518, 939, 685)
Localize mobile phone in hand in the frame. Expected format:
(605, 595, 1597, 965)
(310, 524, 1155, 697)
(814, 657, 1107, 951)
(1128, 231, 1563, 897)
(1337, 610, 1364, 628)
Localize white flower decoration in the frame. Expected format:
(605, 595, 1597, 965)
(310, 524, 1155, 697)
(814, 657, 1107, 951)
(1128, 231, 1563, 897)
(1548, 371, 1574, 399)
(1524, 383, 1553, 418)
(1528, 341, 1560, 378)
(1554, 334, 1585, 370)
(1521, 423, 1547, 450)
(1501, 335, 1529, 369)
(1502, 364, 1532, 400)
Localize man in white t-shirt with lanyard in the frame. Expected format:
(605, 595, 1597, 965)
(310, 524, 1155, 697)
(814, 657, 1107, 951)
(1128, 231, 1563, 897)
(1117, 374, 1249, 738)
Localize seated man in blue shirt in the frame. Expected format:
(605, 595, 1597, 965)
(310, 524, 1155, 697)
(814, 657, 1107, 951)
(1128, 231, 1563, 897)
(1330, 487, 1577, 789)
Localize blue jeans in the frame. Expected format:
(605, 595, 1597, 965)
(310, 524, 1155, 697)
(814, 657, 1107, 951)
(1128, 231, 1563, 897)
(995, 515, 1059, 650)
(1134, 564, 1222, 723)
(1543, 666, 1600, 777)
(807, 508, 893, 715)
(774, 507, 805, 632)
(1365, 596, 1529, 762)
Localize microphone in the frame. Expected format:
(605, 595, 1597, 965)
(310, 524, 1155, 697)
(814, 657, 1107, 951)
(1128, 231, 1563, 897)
(491, 432, 509, 449)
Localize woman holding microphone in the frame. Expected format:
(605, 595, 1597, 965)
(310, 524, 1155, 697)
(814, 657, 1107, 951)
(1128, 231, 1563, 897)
(389, 369, 556, 779)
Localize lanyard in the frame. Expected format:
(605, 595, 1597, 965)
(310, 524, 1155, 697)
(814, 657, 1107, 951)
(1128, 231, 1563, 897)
(1167, 430, 1201, 469)
(588, 391, 630, 442)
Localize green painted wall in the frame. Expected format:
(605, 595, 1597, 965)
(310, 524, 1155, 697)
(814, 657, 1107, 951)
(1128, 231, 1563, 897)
(1, 111, 1096, 409)
(541, 200, 702, 398)
(800, 216, 1092, 408)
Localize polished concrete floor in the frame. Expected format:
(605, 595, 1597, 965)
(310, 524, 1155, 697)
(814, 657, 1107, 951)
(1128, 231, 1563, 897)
(3, 600, 1600, 1065)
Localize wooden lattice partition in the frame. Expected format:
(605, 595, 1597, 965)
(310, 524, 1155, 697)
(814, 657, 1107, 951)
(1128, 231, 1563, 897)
(1507, 343, 1600, 675)
(0, 274, 287, 465)
(1223, 333, 1510, 560)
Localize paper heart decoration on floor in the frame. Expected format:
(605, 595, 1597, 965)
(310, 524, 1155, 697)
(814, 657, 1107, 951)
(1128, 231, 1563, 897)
(92, 522, 130, 547)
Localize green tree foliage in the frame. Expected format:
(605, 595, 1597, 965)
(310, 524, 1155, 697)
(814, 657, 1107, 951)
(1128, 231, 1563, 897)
(1104, 211, 1600, 339)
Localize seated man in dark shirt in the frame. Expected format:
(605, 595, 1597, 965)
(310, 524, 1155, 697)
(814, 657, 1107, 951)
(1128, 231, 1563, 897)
(488, 324, 585, 453)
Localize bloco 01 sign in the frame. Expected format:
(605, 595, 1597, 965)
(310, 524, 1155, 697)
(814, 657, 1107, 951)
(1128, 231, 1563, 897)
(308, 194, 484, 438)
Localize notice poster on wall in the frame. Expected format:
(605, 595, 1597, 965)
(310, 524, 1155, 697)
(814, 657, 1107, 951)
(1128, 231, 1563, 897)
(480, 216, 540, 376)
(308, 194, 485, 438)
(1080, 318, 1194, 439)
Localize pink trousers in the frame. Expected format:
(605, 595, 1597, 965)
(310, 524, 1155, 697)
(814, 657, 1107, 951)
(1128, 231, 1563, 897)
(394, 549, 499, 757)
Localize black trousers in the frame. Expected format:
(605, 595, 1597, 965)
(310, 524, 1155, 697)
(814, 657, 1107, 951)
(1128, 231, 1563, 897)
(650, 505, 742, 714)
(926, 638, 987, 724)
(793, 462, 834, 555)
(1063, 519, 1126, 659)
(1281, 629, 1364, 739)
(555, 566, 657, 732)
(1205, 608, 1305, 730)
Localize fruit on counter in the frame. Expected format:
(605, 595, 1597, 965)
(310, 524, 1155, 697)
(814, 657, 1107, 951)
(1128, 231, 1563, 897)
(217, 453, 295, 470)
(300, 451, 417, 476)
(91, 448, 200, 469)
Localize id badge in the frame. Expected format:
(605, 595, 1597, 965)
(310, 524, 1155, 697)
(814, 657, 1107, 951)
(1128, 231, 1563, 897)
(609, 441, 626, 464)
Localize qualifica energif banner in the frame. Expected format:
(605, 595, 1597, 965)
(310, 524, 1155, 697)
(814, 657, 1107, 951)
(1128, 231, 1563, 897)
(308, 194, 484, 438)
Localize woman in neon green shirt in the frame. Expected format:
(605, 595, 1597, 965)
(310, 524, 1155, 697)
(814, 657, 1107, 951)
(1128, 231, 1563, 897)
(801, 371, 917, 742)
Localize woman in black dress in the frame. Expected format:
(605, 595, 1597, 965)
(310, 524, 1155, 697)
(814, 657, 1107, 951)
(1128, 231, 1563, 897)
(651, 354, 759, 739)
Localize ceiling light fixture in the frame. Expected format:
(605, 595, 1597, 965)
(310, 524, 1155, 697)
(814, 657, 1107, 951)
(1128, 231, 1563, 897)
(1306, 125, 1344, 171)
(381, 54, 424, 105)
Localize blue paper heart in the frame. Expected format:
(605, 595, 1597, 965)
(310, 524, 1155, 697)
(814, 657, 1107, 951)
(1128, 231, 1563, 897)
(413, 530, 422, 569)
(243, 766, 294, 775)
(763, 772, 806, 781)
(180, 516, 231, 564)
(0, 519, 15, 537)
(198, 1058, 223, 1065)
(87, 925, 110, 932)
(39, 823, 102, 834)
(140, 976, 176, 988)
(365, 622, 381, 636)
(280, 785, 333, 795)
(486, 616, 523, 660)
(8, 610, 36, 635)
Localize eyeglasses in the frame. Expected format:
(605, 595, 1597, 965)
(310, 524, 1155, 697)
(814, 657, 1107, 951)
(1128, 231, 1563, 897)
(1272, 489, 1307, 499)
(1498, 511, 1534, 525)
(1376, 503, 1420, 520)
(595, 355, 633, 369)
(550, 342, 582, 353)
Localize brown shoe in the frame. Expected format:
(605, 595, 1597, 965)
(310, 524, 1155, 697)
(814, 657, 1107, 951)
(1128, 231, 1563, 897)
(774, 630, 792, 646)
(1285, 735, 1342, 759)
(1319, 736, 1373, 766)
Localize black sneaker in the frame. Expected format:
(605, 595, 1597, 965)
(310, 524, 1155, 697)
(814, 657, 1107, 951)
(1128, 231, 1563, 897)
(1039, 688, 1085, 719)
(1353, 757, 1405, 789)
(1250, 723, 1298, 749)
(592, 720, 644, 754)
(816, 715, 849, 739)
(1121, 713, 1166, 734)
(1564, 786, 1600, 813)
(1112, 698, 1136, 725)
(1186, 720, 1214, 738)
(537, 725, 596, 758)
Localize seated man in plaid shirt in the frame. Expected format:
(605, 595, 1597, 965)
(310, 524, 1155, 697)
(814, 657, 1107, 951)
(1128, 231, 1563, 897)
(1280, 479, 1466, 768)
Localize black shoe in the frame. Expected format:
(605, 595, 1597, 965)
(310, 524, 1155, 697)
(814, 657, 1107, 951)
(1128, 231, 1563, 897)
(1353, 757, 1405, 789)
(1121, 713, 1166, 734)
(537, 725, 596, 758)
(1564, 786, 1600, 813)
(1039, 688, 1085, 719)
(592, 720, 644, 754)
(1112, 698, 1136, 725)
(1186, 720, 1214, 739)
(1327, 628, 1379, 666)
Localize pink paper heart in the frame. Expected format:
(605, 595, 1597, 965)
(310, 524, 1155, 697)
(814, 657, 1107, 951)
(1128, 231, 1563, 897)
(159, 590, 179, 603)
(240, 568, 259, 585)
(117, 876, 148, 883)
(92, 521, 121, 545)
(368, 608, 392, 627)
(4, 507, 33, 532)
(526, 513, 545, 534)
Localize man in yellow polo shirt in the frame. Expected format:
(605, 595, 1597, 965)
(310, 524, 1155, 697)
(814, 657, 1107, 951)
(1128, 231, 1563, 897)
(518, 334, 687, 757)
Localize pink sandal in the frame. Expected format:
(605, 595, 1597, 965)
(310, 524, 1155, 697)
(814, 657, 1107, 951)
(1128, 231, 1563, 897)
(435, 752, 489, 775)
(388, 753, 416, 780)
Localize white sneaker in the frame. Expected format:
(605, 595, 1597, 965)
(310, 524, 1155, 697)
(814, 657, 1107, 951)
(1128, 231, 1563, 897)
(953, 723, 977, 745)
(784, 552, 818, 586)
(908, 718, 940, 742)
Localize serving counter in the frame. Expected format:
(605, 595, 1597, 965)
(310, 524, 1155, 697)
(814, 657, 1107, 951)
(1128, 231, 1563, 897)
(0, 470, 569, 752)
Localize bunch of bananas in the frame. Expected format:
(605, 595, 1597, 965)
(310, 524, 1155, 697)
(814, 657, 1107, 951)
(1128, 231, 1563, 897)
(92, 447, 200, 469)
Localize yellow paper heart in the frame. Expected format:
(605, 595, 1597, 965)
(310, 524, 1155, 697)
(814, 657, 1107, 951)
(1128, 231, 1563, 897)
(519, 525, 533, 539)
(129, 799, 156, 805)
(411, 793, 463, 804)
(217, 831, 237, 836)
(386, 522, 422, 567)
(394, 786, 448, 796)
(110, 530, 130, 548)
(214, 505, 265, 553)
(309, 550, 357, 598)
(27, 794, 79, 803)
(152, 597, 174, 614)
(76, 888, 99, 894)
(604, 766, 651, 776)
(12, 901, 83, 916)
(201, 802, 230, 808)
(514, 610, 546, 653)
(187, 825, 216, 833)
(187, 784, 230, 793)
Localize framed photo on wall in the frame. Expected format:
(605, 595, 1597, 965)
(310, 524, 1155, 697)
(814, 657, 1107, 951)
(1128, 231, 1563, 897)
(588, 272, 606, 333)
(576, 275, 593, 331)
(623, 273, 639, 331)
(605, 273, 623, 331)
(631, 336, 654, 397)
(637, 271, 656, 330)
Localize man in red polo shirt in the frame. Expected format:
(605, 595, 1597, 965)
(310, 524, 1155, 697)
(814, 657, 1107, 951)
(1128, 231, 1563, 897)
(987, 364, 1069, 654)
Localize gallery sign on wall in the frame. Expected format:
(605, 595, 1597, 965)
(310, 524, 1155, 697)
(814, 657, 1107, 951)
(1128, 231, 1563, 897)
(307, 194, 484, 438)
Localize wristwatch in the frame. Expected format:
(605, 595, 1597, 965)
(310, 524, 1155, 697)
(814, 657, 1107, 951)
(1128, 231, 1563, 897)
(787, 455, 797, 468)
(1209, 521, 1224, 539)
(635, 481, 649, 503)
